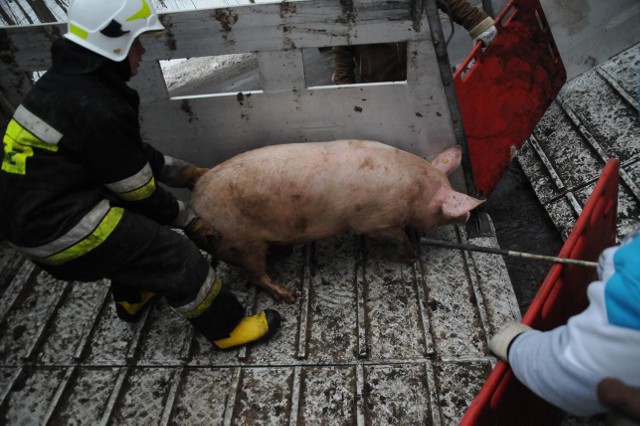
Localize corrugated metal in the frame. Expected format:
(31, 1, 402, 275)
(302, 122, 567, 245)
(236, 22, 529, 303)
(0, 218, 519, 424)
(518, 42, 640, 241)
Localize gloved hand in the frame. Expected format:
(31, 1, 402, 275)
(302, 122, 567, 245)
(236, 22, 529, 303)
(160, 156, 209, 190)
(474, 25, 497, 47)
(488, 322, 532, 361)
(184, 215, 220, 254)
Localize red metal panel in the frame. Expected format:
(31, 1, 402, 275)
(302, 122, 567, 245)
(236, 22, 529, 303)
(454, 0, 566, 197)
(460, 159, 620, 425)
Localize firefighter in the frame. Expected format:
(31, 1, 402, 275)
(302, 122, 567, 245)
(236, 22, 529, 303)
(489, 228, 640, 417)
(331, 0, 498, 84)
(0, 0, 280, 350)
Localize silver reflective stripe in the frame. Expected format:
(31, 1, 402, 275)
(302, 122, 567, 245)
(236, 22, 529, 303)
(13, 104, 63, 145)
(104, 163, 153, 194)
(173, 267, 217, 315)
(15, 199, 111, 258)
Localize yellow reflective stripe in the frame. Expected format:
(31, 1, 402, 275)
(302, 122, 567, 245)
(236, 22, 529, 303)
(174, 268, 222, 319)
(2, 105, 61, 175)
(105, 163, 156, 201)
(16, 199, 112, 258)
(5, 119, 59, 152)
(118, 176, 156, 201)
(69, 23, 89, 39)
(127, 0, 152, 22)
(42, 207, 124, 265)
(2, 133, 34, 175)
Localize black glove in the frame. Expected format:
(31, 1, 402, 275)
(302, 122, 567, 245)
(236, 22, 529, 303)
(160, 156, 209, 190)
(184, 216, 220, 254)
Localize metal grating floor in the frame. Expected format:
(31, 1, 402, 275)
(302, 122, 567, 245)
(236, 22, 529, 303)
(518, 42, 640, 241)
(0, 218, 519, 425)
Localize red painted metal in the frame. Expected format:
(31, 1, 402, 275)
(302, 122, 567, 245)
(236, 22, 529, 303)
(460, 159, 620, 425)
(454, 0, 566, 197)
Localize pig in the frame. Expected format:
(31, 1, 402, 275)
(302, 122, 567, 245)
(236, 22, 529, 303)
(190, 140, 484, 303)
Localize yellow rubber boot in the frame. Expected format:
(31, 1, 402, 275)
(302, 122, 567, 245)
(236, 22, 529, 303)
(114, 290, 155, 323)
(214, 309, 281, 349)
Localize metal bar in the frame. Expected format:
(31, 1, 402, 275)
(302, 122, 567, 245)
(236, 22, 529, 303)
(527, 134, 583, 216)
(99, 366, 130, 426)
(0, 260, 35, 324)
(421, 237, 598, 268)
(413, 232, 435, 356)
(223, 367, 242, 426)
(295, 243, 313, 360)
(160, 367, 184, 426)
(355, 363, 366, 426)
(424, 361, 443, 426)
(23, 281, 72, 361)
(424, 0, 478, 197)
(288, 366, 302, 426)
(557, 96, 640, 202)
(481, 0, 494, 17)
(43, 366, 77, 426)
(125, 304, 153, 362)
(178, 327, 195, 362)
(596, 68, 639, 113)
(237, 285, 257, 361)
(0, 367, 23, 412)
(74, 285, 111, 360)
(356, 236, 368, 359)
(457, 226, 492, 347)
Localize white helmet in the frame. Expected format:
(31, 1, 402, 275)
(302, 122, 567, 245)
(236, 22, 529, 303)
(63, 0, 164, 62)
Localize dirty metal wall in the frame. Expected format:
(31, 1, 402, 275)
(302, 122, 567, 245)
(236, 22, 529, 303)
(0, 0, 467, 190)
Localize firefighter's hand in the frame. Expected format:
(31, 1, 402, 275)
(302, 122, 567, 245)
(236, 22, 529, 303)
(182, 166, 209, 191)
(161, 156, 209, 190)
(488, 322, 532, 361)
(598, 378, 640, 423)
(474, 25, 497, 47)
(184, 216, 220, 254)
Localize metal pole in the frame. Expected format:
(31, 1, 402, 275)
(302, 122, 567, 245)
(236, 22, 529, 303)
(421, 238, 599, 268)
(423, 0, 479, 199)
(482, 0, 495, 18)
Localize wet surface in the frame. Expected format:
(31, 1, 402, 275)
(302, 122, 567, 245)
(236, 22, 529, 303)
(484, 162, 563, 314)
(518, 42, 640, 242)
(0, 222, 519, 424)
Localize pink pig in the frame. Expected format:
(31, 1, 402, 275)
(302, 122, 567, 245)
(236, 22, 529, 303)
(190, 140, 484, 303)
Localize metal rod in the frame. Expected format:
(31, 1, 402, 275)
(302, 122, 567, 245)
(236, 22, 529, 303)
(421, 238, 598, 268)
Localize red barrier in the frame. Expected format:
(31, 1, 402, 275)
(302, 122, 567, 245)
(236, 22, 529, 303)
(460, 159, 619, 425)
(454, 0, 566, 197)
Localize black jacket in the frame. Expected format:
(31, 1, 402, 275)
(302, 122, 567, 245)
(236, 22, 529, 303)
(0, 39, 179, 256)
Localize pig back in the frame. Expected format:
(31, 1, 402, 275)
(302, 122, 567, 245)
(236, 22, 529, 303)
(190, 140, 445, 242)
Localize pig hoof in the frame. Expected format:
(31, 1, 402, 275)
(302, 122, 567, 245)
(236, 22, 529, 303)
(282, 290, 297, 304)
(268, 286, 297, 304)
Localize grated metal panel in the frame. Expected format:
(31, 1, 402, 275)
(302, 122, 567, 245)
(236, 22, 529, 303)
(0, 216, 518, 424)
(519, 42, 640, 240)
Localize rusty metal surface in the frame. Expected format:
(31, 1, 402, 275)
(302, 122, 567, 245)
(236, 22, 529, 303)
(518, 42, 640, 241)
(0, 217, 519, 424)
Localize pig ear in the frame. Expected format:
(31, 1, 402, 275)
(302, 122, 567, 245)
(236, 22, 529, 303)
(442, 190, 485, 219)
(431, 146, 462, 175)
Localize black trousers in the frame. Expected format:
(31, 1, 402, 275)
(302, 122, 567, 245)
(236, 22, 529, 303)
(38, 210, 244, 341)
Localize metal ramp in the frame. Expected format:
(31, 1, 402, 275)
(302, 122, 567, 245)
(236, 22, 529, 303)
(0, 219, 518, 424)
(518, 41, 640, 241)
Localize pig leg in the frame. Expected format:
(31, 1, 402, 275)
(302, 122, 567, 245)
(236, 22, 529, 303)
(234, 242, 298, 304)
(364, 227, 417, 264)
(251, 271, 297, 304)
